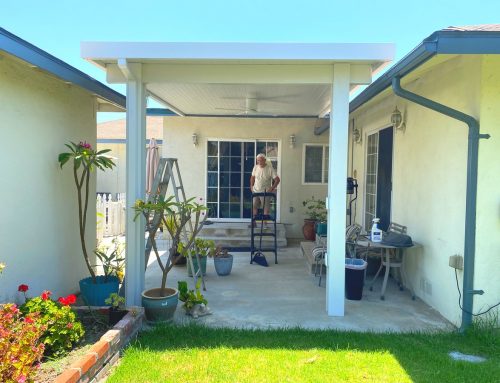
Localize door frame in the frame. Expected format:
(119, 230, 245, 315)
(205, 137, 282, 222)
(362, 125, 395, 230)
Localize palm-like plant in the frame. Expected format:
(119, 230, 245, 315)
(133, 196, 207, 296)
(58, 141, 116, 283)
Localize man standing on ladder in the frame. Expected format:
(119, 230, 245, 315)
(250, 153, 280, 224)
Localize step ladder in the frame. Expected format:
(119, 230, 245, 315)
(145, 158, 207, 290)
(250, 192, 278, 264)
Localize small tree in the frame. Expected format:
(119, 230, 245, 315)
(58, 141, 116, 283)
(134, 196, 207, 296)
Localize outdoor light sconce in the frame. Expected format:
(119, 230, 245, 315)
(192, 133, 198, 147)
(352, 126, 362, 144)
(391, 106, 406, 132)
(289, 134, 296, 149)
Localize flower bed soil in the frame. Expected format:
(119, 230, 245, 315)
(35, 309, 111, 383)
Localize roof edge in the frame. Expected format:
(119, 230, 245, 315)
(0, 27, 125, 109)
(350, 29, 500, 113)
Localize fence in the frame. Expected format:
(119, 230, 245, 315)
(97, 193, 126, 241)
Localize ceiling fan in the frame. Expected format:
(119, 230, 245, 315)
(215, 97, 285, 116)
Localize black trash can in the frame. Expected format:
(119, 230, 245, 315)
(345, 258, 367, 300)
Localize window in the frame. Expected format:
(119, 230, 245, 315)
(364, 133, 378, 231)
(303, 144, 329, 184)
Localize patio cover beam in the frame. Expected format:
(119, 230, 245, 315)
(105, 63, 373, 85)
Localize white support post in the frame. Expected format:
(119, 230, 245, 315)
(326, 63, 350, 316)
(123, 62, 146, 306)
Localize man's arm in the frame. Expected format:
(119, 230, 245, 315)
(250, 175, 255, 193)
(270, 176, 280, 192)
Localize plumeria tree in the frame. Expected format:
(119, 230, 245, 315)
(133, 196, 207, 296)
(58, 141, 116, 283)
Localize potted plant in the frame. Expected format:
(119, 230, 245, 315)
(105, 292, 127, 326)
(210, 246, 234, 276)
(133, 196, 206, 322)
(178, 238, 215, 277)
(93, 237, 125, 284)
(302, 197, 327, 240)
(178, 280, 211, 318)
(58, 141, 117, 305)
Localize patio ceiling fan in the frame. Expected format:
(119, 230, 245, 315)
(215, 96, 291, 116)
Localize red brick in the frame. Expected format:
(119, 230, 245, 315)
(90, 340, 110, 359)
(70, 353, 96, 374)
(54, 368, 80, 383)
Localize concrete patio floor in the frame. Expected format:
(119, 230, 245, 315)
(145, 240, 453, 332)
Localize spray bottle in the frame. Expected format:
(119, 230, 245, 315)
(370, 218, 382, 243)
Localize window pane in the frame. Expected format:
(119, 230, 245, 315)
(230, 173, 241, 186)
(206, 187, 218, 202)
(256, 142, 266, 154)
(230, 203, 240, 218)
(230, 142, 241, 156)
(207, 203, 218, 218)
(220, 172, 230, 187)
(220, 188, 229, 202)
(230, 157, 241, 172)
(304, 146, 323, 183)
(207, 172, 218, 187)
(266, 142, 278, 157)
(207, 141, 218, 156)
(220, 157, 230, 172)
(219, 142, 230, 156)
(220, 203, 230, 218)
(324, 146, 329, 183)
(230, 188, 241, 203)
(207, 157, 218, 171)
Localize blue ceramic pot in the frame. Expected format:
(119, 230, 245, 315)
(79, 276, 119, 306)
(141, 288, 179, 322)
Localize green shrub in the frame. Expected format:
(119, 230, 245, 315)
(19, 291, 84, 357)
(0, 304, 46, 383)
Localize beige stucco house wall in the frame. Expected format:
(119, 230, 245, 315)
(0, 54, 96, 302)
(163, 117, 329, 238)
(349, 55, 499, 325)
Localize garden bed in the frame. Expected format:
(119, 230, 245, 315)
(35, 306, 143, 383)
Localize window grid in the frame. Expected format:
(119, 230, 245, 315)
(364, 133, 379, 231)
(303, 144, 329, 184)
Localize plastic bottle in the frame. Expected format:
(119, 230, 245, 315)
(371, 218, 383, 243)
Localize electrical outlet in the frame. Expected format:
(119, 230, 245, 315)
(449, 255, 464, 270)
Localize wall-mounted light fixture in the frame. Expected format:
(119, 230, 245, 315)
(289, 134, 296, 149)
(192, 133, 198, 147)
(391, 106, 406, 132)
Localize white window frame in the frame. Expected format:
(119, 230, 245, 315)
(302, 143, 329, 185)
(205, 138, 281, 222)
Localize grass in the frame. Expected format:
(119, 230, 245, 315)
(107, 323, 499, 383)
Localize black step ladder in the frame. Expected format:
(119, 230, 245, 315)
(145, 158, 207, 290)
(250, 192, 278, 264)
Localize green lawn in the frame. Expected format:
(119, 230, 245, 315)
(108, 323, 499, 383)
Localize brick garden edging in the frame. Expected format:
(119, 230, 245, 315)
(55, 306, 144, 383)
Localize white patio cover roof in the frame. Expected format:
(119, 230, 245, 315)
(82, 42, 394, 117)
(81, 41, 394, 317)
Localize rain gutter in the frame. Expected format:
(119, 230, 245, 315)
(392, 77, 490, 331)
(344, 29, 500, 330)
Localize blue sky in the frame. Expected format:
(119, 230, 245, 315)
(1, 0, 498, 121)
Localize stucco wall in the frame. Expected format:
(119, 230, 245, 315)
(350, 55, 491, 325)
(475, 55, 500, 318)
(0, 55, 96, 302)
(163, 117, 329, 238)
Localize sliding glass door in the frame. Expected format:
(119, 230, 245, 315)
(207, 139, 279, 220)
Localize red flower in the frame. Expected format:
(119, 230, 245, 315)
(66, 322, 73, 329)
(18, 284, 29, 292)
(24, 316, 34, 324)
(58, 297, 68, 305)
(66, 294, 77, 305)
(41, 290, 51, 300)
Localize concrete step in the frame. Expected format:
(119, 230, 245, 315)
(198, 222, 287, 249)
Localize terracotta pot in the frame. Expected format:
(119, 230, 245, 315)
(302, 219, 317, 240)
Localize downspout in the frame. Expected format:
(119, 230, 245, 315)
(392, 77, 490, 331)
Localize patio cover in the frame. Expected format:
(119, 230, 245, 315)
(82, 41, 394, 316)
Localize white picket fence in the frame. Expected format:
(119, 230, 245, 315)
(97, 193, 126, 241)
